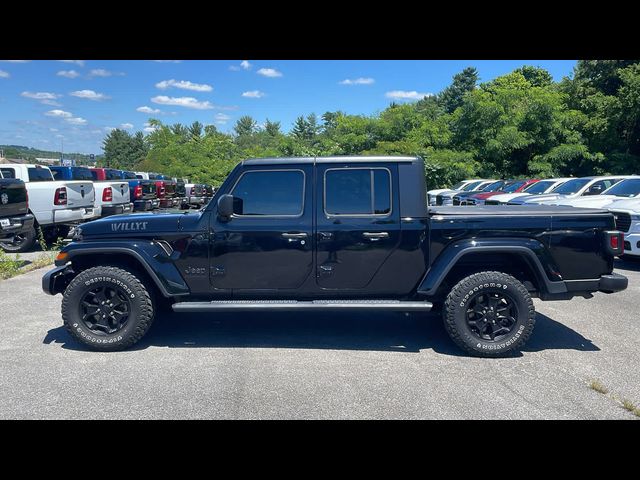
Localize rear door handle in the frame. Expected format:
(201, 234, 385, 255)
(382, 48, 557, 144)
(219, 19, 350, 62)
(282, 232, 308, 239)
(363, 232, 389, 240)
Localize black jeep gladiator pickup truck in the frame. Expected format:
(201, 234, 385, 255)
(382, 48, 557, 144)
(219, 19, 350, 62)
(0, 172, 35, 244)
(42, 156, 628, 356)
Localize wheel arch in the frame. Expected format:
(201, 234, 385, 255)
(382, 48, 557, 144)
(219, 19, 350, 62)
(417, 238, 567, 299)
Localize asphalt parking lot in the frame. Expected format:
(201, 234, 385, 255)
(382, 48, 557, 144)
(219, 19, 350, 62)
(0, 260, 639, 419)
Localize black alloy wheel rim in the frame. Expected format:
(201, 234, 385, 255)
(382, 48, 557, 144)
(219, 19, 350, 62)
(465, 290, 519, 342)
(79, 286, 131, 335)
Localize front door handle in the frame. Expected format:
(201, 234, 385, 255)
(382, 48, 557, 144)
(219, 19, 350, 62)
(282, 232, 308, 239)
(363, 232, 389, 240)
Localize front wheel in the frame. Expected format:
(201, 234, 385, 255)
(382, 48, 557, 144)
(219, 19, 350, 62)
(61, 266, 155, 351)
(443, 271, 536, 357)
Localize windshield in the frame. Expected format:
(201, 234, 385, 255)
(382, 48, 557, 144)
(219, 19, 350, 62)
(450, 181, 466, 190)
(501, 180, 527, 193)
(123, 171, 137, 179)
(461, 181, 483, 191)
(481, 181, 505, 192)
(603, 178, 640, 197)
(523, 180, 555, 194)
(552, 178, 590, 194)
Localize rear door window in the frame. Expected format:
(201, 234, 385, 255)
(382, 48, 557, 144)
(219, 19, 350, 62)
(324, 168, 391, 216)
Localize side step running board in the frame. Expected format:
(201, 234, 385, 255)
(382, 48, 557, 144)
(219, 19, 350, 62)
(172, 299, 433, 313)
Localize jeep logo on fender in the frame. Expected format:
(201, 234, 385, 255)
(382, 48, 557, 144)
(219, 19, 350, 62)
(111, 221, 149, 232)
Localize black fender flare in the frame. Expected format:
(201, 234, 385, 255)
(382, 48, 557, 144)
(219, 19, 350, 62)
(417, 237, 567, 296)
(49, 241, 190, 297)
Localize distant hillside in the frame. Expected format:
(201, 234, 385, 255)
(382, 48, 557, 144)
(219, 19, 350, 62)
(0, 145, 103, 163)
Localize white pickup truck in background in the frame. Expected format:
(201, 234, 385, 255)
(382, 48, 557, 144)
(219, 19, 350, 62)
(88, 168, 133, 216)
(0, 164, 99, 252)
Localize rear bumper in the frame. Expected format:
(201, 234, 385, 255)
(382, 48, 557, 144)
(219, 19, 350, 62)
(52, 206, 101, 224)
(159, 198, 180, 208)
(133, 199, 158, 211)
(541, 272, 628, 300)
(598, 273, 628, 293)
(188, 196, 205, 205)
(0, 213, 34, 239)
(102, 203, 133, 216)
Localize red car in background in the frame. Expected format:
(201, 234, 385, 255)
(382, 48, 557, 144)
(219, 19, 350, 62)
(456, 179, 539, 205)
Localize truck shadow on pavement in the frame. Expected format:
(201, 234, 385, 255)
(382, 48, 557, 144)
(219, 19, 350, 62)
(43, 311, 599, 357)
(614, 257, 640, 272)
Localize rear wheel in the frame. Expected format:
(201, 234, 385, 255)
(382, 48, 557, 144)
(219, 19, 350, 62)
(443, 271, 535, 357)
(61, 266, 155, 351)
(0, 224, 36, 253)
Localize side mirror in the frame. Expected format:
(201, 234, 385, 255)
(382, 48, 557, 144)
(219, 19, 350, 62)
(217, 194, 234, 220)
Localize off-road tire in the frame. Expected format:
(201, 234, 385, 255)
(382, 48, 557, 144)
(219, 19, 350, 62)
(0, 224, 36, 253)
(61, 266, 155, 351)
(443, 271, 535, 357)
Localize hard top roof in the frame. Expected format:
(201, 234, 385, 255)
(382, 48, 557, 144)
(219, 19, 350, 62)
(242, 155, 420, 166)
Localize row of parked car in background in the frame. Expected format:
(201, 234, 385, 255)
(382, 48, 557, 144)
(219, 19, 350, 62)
(428, 175, 640, 258)
(0, 163, 216, 252)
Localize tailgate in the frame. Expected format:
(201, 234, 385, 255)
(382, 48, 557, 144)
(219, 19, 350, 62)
(164, 183, 177, 197)
(0, 179, 28, 217)
(108, 181, 130, 204)
(141, 181, 156, 199)
(60, 181, 94, 209)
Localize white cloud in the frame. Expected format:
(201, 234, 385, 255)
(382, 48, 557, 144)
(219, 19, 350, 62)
(21, 91, 63, 105)
(241, 60, 251, 70)
(55, 134, 65, 138)
(136, 106, 161, 114)
(385, 90, 432, 101)
(49, 128, 58, 132)
(70, 89, 109, 101)
(66, 117, 87, 125)
(58, 60, 85, 67)
(151, 95, 213, 110)
(339, 77, 375, 85)
(1, 60, 29, 63)
(155, 79, 213, 92)
(57, 70, 80, 78)
(0, 70, 9, 78)
(153, 60, 182, 63)
(120, 123, 134, 129)
(257, 68, 282, 78)
(88, 69, 124, 77)
(241, 90, 265, 98)
(45, 109, 72, 118)
(215, 113, 230, 125)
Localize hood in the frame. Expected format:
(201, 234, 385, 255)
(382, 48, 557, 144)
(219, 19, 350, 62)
(606, 198, 640, 213)
(472, 191, 503, 200)
(488, 192, 529, 202)
(521, 193, 570, 204)
(77, 211, 204, 237)
(552, 195, 621, 208)
(427, 188, 453, 196)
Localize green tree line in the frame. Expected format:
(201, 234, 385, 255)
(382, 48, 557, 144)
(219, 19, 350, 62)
(101, 60, 640, 188)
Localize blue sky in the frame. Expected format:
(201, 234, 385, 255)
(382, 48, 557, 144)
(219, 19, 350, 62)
(0, 60, 577, 155)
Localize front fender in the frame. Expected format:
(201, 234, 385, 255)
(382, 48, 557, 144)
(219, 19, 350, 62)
(417, 237, 567, 296)
(49, 240, 190, 297)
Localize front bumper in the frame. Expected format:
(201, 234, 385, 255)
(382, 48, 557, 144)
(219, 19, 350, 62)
(621, 232, 640, 257)
(42, 264, 72, 296)
(0, 213, 35, 239)
(101, 203, 134, 216)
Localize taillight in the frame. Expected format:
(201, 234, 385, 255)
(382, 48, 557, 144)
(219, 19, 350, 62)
(134, 185, 143, 199)
(103, 187, 113, 202)
(157, 184, 165, 197)
(605, 230, 624, 255)
(190, 187, 195, 195)
(54, 187, 67, 205)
